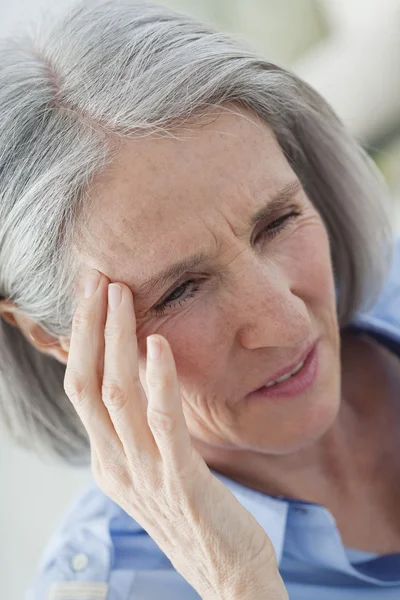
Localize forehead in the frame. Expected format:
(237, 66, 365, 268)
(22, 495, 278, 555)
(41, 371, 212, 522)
(82, 106, 294, 286)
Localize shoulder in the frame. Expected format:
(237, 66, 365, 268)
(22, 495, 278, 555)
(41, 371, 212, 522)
(24, 479, 132, 599)
(357, 234, 400, 330)
(25, 478, 199, 599)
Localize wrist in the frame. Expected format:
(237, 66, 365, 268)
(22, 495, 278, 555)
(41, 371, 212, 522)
(202, 565, 288, 600)
(221, 575, 288, 600)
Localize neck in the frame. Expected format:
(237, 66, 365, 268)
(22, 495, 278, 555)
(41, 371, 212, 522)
(196, 398, 359, 503)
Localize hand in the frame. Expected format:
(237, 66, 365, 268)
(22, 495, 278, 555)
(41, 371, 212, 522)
(64, 269, 288, 599)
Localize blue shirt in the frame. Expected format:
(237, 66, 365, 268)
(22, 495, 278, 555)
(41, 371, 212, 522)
(25, 238, 400, 600)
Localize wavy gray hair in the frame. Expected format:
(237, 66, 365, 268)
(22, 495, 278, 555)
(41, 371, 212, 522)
(0, 0, 393, 465)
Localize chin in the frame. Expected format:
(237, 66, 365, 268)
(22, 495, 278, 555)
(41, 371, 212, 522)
(236, 375, 342, 455)
(275, 396, 341, 455)
(236, 403, 340, 455)
(236, 338, 342, 454)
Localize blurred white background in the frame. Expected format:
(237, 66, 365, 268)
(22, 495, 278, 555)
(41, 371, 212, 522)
(1, 1, 400, 599)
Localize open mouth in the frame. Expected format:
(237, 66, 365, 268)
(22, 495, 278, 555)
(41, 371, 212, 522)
(246, 340, 319, 402)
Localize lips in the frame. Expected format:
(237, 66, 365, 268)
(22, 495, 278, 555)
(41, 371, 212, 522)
(252, 339, 319, 392)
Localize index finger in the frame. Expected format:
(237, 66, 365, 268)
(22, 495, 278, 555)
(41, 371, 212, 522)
(64, 270, 122, 456)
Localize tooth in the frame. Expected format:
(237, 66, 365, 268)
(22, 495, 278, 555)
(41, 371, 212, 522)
(274, 360, 305, 384)
(291, 360, 304, 375)
(275, 371, 293, 384)
(264, 359, 305, 388)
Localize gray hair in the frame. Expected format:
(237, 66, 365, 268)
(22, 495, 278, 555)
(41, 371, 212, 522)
(0, 0, 393, 465)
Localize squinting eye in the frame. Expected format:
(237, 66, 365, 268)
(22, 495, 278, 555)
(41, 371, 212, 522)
(152, 210, 301, 316)
(259, 210, 300, 241)
(152, 280, 201, 316)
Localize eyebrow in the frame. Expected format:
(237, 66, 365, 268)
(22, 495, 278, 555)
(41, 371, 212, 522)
(135, 179, 302, 300)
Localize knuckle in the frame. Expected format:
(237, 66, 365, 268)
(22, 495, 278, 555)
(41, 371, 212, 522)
(101, 379, 127, 411)
(147, 407, 176, 434)
(63, 369, 91, 408)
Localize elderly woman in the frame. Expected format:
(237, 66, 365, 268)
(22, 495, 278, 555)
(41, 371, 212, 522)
(1, 0, 400, 598)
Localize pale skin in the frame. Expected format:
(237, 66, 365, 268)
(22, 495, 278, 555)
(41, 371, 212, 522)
(67, 275, 287, 600)
(2, 105, 400, 593)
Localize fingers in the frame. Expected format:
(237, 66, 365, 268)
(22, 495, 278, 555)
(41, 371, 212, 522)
(102, 282, 157, 456)
(146, 335, 193, 474)
(64, 271, 121, 459)
(65, 268, 192, 481)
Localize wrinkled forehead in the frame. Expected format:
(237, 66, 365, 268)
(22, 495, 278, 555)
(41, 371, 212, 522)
(79, 106, 294, 285)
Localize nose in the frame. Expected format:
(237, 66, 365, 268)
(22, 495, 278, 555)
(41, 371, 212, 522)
(234, 262, 312, 349)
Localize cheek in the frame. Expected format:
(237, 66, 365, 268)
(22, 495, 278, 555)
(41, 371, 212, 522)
(282, 220, 335, 310)
(136, 217, 335, 395)
(137, 301, 234, 399)
(159, 309, 232, 391)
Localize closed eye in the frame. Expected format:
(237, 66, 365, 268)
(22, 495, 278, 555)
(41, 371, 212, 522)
(151, 210, 301, 315)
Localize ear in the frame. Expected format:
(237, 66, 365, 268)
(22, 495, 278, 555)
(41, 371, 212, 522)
(0, 300, 70, 365)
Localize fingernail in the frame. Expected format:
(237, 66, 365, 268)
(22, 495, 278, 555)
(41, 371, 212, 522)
(108, 284, 122, 310)
(147, 336, 162, 360)
(84, 270, 100, 298)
